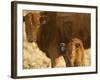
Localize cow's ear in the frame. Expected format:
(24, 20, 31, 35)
(23, 16, 25, 22)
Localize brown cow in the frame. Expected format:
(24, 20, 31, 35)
(24, 11, 90, 67)
(36, 12, 90, 67)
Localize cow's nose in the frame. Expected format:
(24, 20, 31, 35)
(28, 39, 33, 43)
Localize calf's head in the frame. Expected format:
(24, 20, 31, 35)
(64, 38, 85, 66)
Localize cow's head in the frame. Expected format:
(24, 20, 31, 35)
(24, 12, 41, 42)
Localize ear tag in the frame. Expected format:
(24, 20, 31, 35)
(60, 43, 66, 54)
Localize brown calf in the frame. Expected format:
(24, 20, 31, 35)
(63, 38, 85, 67)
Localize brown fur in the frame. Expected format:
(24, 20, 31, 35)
(24, 12, 41, 42)
(63, 38, 85, 67)
(24, 12, 90, 67)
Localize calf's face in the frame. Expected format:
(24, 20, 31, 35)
(24, 12, 41, 42)
(64, 38, 85, 66)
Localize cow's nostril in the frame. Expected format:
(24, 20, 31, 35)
(76, 44, 80, 48)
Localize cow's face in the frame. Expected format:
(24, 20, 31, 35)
(24, 12, 41, 42)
